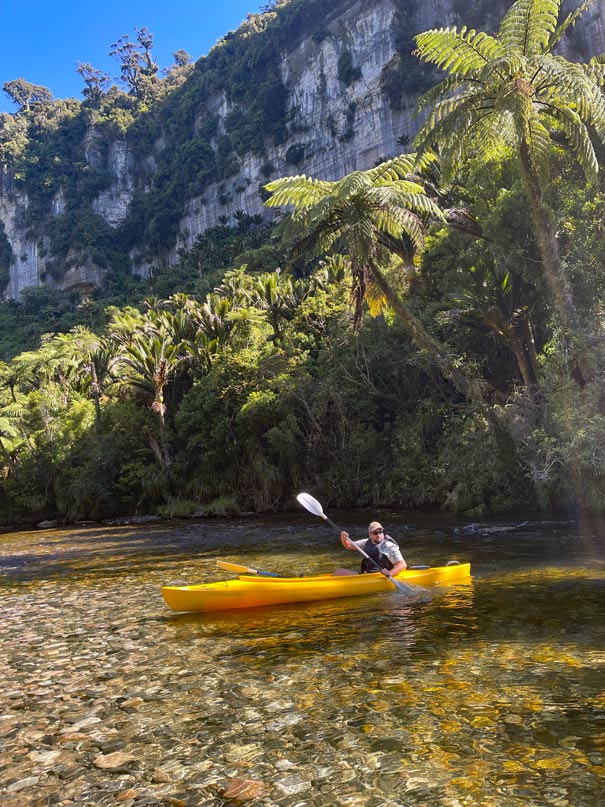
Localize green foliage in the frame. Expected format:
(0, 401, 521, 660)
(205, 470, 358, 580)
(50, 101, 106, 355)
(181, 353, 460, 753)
(413, 0, 605, 387)
(414, 0, 605, 186)
(55, 433, 127, 521)
(2, 0, 605, 526)
(0, 288, 86, 360)
(0, 222, 13, 294)
(284, 143, 306, 165)
(438, 414, 529, 514)
(337, 51, 362, 86)
(381, 2, 436, 110)
(0, 0, 344, 288)
(3, 79, 53, 111)
(157, 498, 203, 518)
(203, 495, 240, 517)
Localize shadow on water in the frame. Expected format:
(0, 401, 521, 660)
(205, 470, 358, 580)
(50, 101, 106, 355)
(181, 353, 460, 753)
(0, 515, 344, 583)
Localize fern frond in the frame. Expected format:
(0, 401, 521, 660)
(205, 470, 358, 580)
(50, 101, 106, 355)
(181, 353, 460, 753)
(546, 104, 599, 182)
(0, 402, 25, 419)
(551, 0, 594, 48)
(339, 171, 373, 199)
(527, 112, 554, 185)
(415, 75, 478, 115)
(396, 209, 426, 253)
(584, 55, 605, 87)
(366, 153, 418, 181)
(498, 0, 560, 56)
(537, 56, 605, 133)
(264, 175, 334, 209)
(415, 86, 488, 146)
(396, 191, 444, 220)
(365, 282, 388, 318)
(484, 52, 526, 81)
(372, 206, 405, 240)
(415, 26, 504, 76)
(469, 107, 517, 154)
(373, 179, 426, 197)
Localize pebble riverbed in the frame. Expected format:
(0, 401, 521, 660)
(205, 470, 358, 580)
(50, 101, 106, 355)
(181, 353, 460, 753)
(1, 516, 605, 807)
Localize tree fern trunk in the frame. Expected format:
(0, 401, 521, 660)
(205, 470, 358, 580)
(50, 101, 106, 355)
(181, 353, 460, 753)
(519, 142, 590, 384)
(90, 362, 102, 438)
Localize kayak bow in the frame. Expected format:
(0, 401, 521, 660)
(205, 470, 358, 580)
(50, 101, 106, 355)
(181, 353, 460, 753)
(162, 562, 471, 612)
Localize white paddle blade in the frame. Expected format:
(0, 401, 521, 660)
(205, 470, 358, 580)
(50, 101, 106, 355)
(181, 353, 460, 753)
(296, 492, 325, 517)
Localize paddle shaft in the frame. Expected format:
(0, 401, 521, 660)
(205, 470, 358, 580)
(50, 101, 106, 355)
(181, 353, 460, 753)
(318, 513, 414, 595)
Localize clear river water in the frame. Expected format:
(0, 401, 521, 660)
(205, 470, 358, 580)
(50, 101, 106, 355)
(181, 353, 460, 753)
(1, 509, 604, 807)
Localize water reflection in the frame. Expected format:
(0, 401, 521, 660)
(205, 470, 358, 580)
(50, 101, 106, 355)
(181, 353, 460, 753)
(1, 513, 605, 805)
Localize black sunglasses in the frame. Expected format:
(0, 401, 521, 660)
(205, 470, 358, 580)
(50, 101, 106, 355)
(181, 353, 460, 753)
(371, 528, 384, 535)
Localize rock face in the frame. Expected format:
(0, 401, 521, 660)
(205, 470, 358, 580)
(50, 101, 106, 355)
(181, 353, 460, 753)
(170, 0, 430, 265)
(1, 0, 605, 297)
(92, 140, 136, 228)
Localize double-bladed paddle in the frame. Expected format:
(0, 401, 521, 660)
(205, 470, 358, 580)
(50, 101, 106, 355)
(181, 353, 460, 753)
(217, 560, 281, 577)
(296, 492, 417, 596)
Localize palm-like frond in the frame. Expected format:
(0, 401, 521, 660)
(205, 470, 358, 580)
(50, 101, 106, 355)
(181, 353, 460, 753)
(484, 52, 526, 81)
(415, 75, 479, 116)
(414, 26, 505, 75)
(0, 401, 26, 419)
(415, 86, 488, 147)
(527, 111, 555, 185)
(546, 104, 599, 182)
(498, 0, 559, 55)
(538, 56, 605, 130)
(394, 209, 426, 253)
(265, 154, 449, 337)
(583, 54, 605, 87)
(365, 152, 418, 181)
(413, 0, 605, 354)
(264, 175, 334, 209)
(550, 0, 594, 49)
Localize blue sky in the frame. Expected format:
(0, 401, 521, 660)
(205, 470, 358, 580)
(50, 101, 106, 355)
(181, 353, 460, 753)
(0, 1, 265, 113)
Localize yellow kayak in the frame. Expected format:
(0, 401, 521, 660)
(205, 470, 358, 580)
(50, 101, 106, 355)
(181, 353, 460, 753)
(162, 562, 471, 612)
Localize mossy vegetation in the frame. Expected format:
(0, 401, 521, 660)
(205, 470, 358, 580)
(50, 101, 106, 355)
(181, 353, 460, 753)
(0, 0, 356, 291)
(0, 0, 604, 524)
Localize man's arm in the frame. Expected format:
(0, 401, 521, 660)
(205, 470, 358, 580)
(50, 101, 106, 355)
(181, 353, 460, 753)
(383, 558, 407, 576)
(382, 539, 407, 575)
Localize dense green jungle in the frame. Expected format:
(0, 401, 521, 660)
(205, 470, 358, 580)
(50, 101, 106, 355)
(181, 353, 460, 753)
(1, 0, 605, 527)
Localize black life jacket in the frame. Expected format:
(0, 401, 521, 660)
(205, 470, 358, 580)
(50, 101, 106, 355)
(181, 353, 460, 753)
(360, 536, 399, 574)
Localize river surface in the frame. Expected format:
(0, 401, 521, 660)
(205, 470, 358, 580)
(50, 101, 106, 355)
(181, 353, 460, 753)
(1, 509, 605, 807)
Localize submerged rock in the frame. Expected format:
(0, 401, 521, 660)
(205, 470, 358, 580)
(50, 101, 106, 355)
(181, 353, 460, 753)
(221, 777, 266, 803)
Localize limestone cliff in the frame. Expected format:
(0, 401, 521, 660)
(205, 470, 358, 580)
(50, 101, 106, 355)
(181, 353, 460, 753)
(1, 0, 604, 298)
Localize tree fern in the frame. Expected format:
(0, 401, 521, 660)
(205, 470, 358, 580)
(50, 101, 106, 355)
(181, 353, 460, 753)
(265, 157, 485, 401)
(413, 0, 605, 355)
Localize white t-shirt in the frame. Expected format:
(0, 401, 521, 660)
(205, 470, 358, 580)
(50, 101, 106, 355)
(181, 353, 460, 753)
(353, 536, 403, 565)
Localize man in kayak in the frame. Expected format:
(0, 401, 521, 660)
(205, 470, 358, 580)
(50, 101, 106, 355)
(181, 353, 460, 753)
(340, 522, 407, 576)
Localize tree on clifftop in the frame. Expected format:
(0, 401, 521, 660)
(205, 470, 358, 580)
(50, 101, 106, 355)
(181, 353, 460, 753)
(3, 78, 53, 113)
(110, 26, 159, 100)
